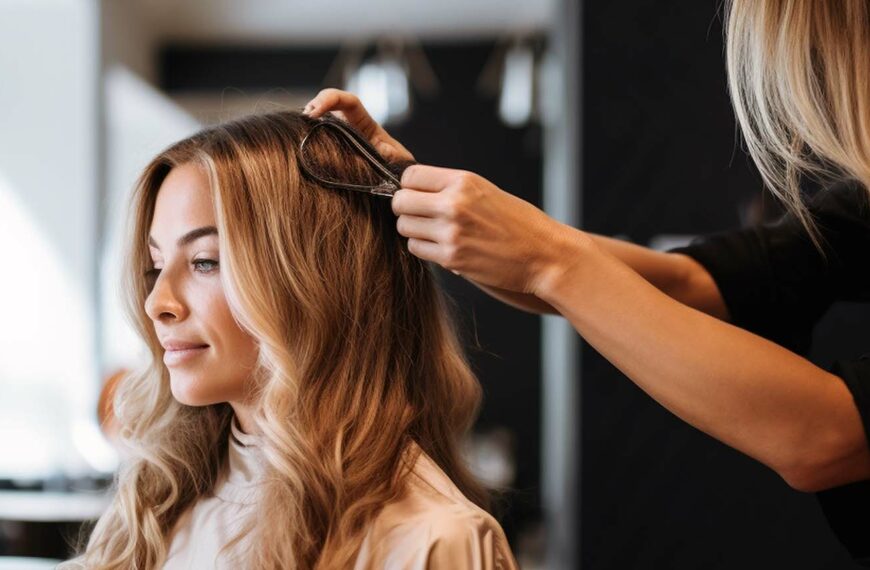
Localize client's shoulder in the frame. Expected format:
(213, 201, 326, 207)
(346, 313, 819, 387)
(354, 446, 518, 570)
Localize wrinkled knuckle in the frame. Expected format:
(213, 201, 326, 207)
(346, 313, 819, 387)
(443, 244, 461, 265)
(443, 224, 461, 245)
(441, 198, 459, 219)
(454, 170, 475, 187)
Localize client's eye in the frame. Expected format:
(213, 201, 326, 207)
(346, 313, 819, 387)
(193, 259, 219, 273)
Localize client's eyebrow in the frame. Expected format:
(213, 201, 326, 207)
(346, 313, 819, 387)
(148, 226, 218, 250)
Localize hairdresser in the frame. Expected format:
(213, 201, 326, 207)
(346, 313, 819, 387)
(305, 0, 870, 564)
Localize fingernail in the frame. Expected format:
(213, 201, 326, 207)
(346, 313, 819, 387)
(303, 103, 315, 115)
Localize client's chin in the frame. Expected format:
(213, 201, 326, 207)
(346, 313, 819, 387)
(169, 373, 222, 407)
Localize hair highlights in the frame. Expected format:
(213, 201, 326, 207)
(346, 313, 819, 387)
(73, 112, 487, 569)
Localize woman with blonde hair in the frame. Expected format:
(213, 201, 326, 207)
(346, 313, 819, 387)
(68, 111, 518, 569)
(305, 0, 870, 565)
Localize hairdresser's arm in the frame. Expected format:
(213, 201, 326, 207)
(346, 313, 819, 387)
(302, 89, 726, 318)
(471, 241, 726, 318)
(390, 164, 870, 492)
(540, 233, 870, 491)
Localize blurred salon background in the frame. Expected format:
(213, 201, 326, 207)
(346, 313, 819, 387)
(1, 1, 867, 569)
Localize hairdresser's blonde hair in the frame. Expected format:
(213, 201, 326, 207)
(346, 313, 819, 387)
(73, 112, 488, 569)
(726, 0, 870, 246)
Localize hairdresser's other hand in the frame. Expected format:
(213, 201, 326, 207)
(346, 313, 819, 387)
(393, 165, 589, 295)
(303, 88, 415, 164)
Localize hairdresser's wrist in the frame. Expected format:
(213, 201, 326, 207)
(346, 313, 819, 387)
(532, 225, 599, 308)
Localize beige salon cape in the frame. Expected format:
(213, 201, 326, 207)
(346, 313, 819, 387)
(163, 418, 518, 569)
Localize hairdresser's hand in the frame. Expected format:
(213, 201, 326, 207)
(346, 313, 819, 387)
(303, 88, 415, 164)
(394, 165, 589, 295)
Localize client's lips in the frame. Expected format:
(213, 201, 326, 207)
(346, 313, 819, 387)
(162, 339, 209, 351)
(162, 340, 210, 367)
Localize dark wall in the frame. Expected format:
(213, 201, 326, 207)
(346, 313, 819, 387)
(581, 2, 864, 569)
(160, 40, 543, 541)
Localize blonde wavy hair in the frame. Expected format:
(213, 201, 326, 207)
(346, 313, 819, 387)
(72, 111, 489, 569)
(726, 0, 870, 247)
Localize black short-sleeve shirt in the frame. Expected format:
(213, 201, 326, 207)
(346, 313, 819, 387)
(669, 180, 870, 565)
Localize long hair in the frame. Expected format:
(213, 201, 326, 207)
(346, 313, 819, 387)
(74, 111, 488, 569)
(725, 0, 870, 248)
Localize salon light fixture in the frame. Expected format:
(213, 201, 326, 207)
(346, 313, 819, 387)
(345, 54, 410, 126)
(499, 41, 536, 127)
(478, 35, 545, 128)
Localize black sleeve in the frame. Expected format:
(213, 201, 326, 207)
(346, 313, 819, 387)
(669, 181, 870, 565)
(668, 180, 870, 354)
(815, 358, 870, 566)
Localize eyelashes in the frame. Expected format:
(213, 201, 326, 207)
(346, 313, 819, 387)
(192, 259, 219, 273)
(144, 259, 220, 287)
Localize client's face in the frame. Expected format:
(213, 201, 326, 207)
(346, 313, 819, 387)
(144, 162, 259, 407)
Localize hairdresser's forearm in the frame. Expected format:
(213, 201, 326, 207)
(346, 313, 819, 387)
(467, 233, 727, 317)
(466, 282, 558, 314)
(587, 234, 730, 320)
(535, 229, 870, 491)
(471, 254, 695, 315)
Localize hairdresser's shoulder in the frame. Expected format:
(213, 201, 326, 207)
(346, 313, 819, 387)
(808, 178, 870, 222)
